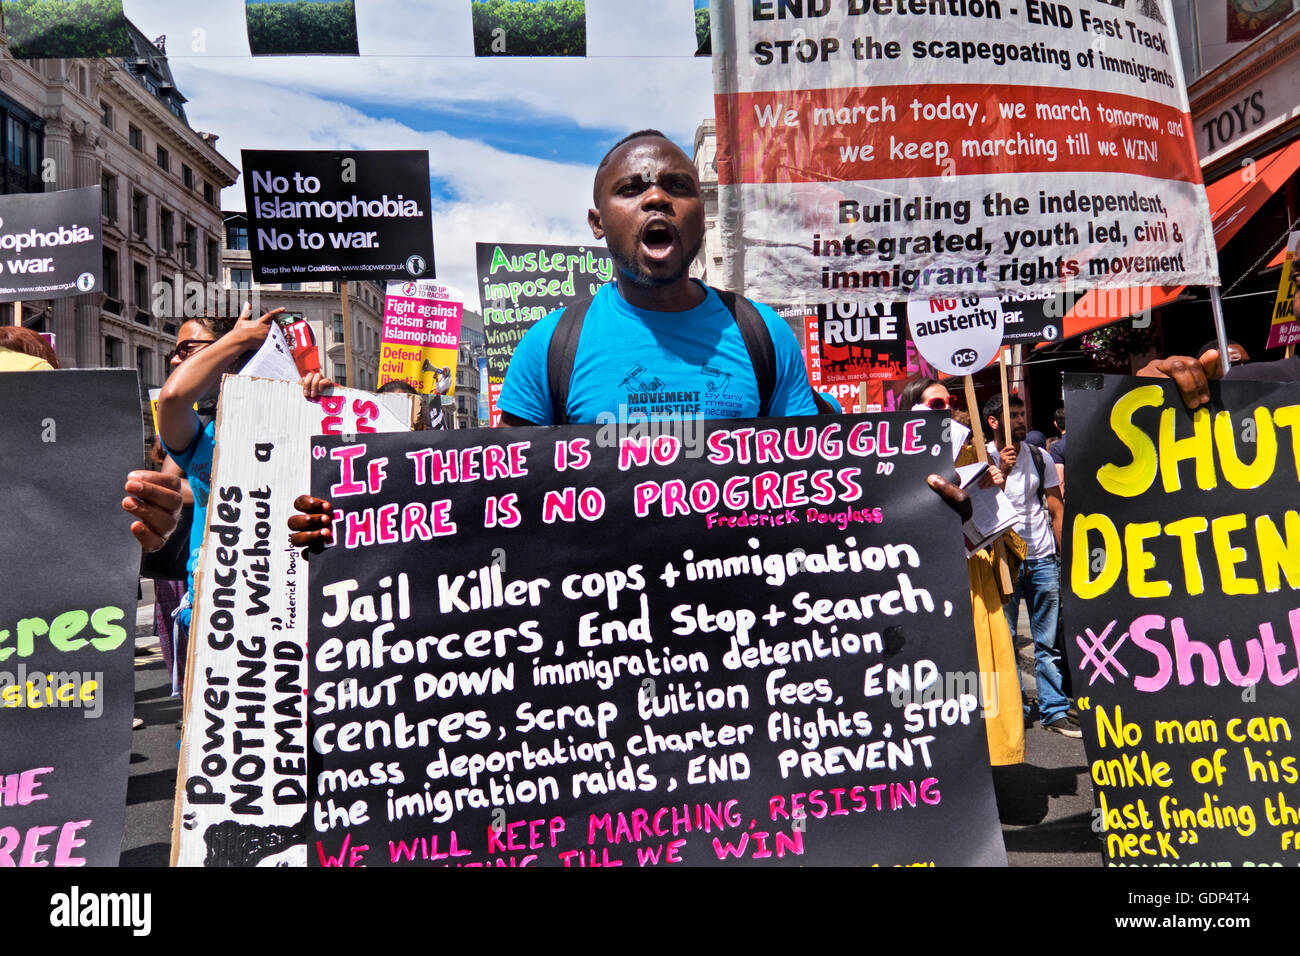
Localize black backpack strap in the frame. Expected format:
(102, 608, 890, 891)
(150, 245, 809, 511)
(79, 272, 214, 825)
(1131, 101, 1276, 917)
(1028, 443, 1047, 505)
(545, 297, 593, 425)
(714, 287, 775, 417)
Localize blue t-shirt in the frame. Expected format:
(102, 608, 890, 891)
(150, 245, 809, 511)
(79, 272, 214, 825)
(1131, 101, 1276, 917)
(164, 420, 215, 629)
(498, 283, 818, 425)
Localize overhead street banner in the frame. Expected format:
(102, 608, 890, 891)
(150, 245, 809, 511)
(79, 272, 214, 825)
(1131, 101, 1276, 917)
(0, 187, 102, 304)
(710, 0, 1218, 304)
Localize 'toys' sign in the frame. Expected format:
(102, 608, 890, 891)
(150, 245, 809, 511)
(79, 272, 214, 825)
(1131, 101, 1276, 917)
(907, 294, 1004, 376)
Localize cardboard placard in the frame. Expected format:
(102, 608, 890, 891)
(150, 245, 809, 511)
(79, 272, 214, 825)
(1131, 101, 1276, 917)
(0, 370, 141, 866)
(1065, 374, 1300, 865)
(172, 376, 414, 867)
(307, 414, 1007, 866)
(241, 150, 434, 283)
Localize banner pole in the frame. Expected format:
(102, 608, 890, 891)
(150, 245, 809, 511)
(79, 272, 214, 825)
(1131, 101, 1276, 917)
(997, 347, 1012, 442)
(11, 301, 20, 326)
(1210, 285, 1232, 372)
(341, 282, 355, 388)
(964, 374, 1013, 595)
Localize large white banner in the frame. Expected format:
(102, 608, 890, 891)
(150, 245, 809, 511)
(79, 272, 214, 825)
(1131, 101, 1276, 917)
(172, 377, 414, 866)
(711, 0, 1219, 304)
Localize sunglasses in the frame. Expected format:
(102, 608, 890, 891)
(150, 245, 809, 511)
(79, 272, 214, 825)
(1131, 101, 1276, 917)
(924, 396, 950, 410)
(167, 338, 214, 362)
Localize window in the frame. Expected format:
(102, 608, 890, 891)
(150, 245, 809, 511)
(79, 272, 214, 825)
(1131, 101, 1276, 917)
(333, 362, 347, 386)
(128, 124, 143, 151)
(206, 238, 219, 278)
(332, 313, 343, 338)
(281, 282, 301, 292)
(101, 172, 117, 221)
(184, 224, 198, 268)
(182, 164, 193, 189)
(159, 207, 173, 253)
(131, 192, 148, 239)
(6, 116, 29, 169)
(104, 337, 122, 368)
(133, 262, 150, 313)
(100, 101, 114, 130)
(226, 223, 248, 250)
(102, 247, 120, 312)
(136, 346, 151, 383)
(156, 145, 169, 171)
(229, 268, 252, 289)
(204, 182, 215, 206)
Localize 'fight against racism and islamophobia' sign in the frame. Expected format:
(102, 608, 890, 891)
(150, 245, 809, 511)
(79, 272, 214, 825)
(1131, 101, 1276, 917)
(379, 280, 464, 396)
(307, 415, 1007, 866)
(1064, 374, 1300, 866)
(0, 370, 141, 866)
(476, 242, 613, 425)
(709, 0, 1218, 304)
(173, 377, 415, 867)
(0, 187, 102, 304)
(241, 150, 434, 283)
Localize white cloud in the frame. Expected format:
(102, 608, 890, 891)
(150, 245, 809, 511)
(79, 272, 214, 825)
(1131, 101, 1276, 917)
(121, 0, 715, 303)
(123, 0, 714, 138)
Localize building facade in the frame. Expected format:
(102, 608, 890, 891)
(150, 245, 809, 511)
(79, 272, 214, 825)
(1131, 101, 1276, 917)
(1, 23, 239, 391)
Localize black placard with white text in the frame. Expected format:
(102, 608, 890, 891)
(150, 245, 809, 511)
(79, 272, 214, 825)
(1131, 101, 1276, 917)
(0, 187, 102, 303)
(241, 150, 434, 283)
(307, 414, 1006, 866)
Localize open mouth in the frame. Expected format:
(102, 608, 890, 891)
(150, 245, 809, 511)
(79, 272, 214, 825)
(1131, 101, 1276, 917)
(640, 220, 677, 260)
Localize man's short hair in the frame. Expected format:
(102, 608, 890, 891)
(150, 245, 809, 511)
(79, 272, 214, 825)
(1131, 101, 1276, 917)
(1196, 338, 1242, 358)
(982, 393, 1023, 424)
(1053, 407, 1065, 431)
(597, 129, 671, 171)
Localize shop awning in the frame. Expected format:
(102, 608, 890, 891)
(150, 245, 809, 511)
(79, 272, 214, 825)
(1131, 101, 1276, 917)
(1058, 138, 1300, 340)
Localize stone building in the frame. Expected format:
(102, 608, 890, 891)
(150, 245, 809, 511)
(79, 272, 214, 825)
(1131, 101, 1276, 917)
(1, 21, 238, 389)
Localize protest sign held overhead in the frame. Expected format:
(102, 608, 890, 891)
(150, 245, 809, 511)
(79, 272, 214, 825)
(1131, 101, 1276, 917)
(0, 370, 142, 866)
(476, 241, 613, 424)
(818, 300, 909, 384)
(1265, 231, 1300, 350)
(241, 150, 434, 284)
(307, 415, 1007, 866)
(1064, 374, 1300, 865)
(379, 280, 463, 396)
(999, 290, 1064, 344)
(907, 293, 1003, 376)
(0, 187, 101, 304)
(710, 0, 1218, 304)
(173, 377, 415, 867)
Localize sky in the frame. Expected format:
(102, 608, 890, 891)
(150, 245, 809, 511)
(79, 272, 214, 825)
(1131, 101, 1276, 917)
(123, 0, 715, 311)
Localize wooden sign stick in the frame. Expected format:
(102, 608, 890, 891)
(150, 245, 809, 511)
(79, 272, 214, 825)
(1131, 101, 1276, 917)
(963, 374, 1013, 594)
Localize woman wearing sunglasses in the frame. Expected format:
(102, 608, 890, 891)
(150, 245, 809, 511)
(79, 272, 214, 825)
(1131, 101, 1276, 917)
(899, 375, 1024, 767)
(150, 316, 228, 697)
